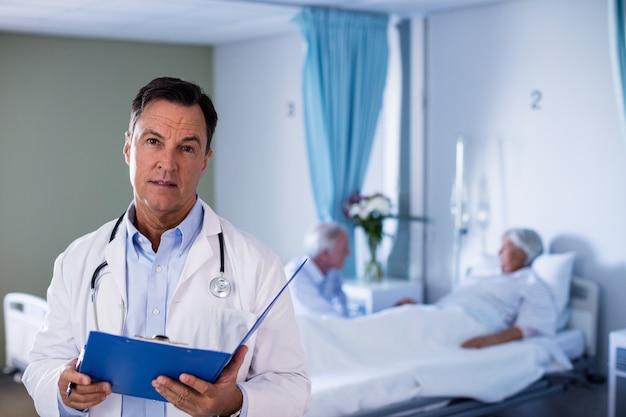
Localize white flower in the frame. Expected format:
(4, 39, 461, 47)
(367, 195, 391, 217)
(344, 192, 392, 224)
(348, 204, 365, 219)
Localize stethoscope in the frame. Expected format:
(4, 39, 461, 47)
(90, 212, 231, 330)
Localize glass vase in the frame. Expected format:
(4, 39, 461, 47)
(363, 236, 383, 282)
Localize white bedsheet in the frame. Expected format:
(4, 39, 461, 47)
(298, 305, 573, 417)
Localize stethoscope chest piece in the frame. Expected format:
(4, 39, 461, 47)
(210, 275, 231, 298)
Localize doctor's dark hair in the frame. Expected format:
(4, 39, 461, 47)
(128, 77, 218, 154)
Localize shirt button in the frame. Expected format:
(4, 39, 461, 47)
(155, 266, 162, 273)
(152, 308, 160, 315)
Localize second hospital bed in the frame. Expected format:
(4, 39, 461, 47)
(298, 275, 599, 417)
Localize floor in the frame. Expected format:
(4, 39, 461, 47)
(0, 369, 610, 417)
(497, 380, 608, 417)
(1, 371, 38, 417)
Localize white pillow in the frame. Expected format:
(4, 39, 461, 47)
(532, 252, 576, 313)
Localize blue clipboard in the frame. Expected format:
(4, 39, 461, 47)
(78, 259, 307, 401)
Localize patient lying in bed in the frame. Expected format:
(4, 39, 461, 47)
(298, 291, 570, 416)
(437, 228, 558, 348)
(288, 226, 558, 349)
(298, 228, 566, 417)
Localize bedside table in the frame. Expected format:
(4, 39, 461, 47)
(343, 278, 423, 316)
(609, 328, 626, 417)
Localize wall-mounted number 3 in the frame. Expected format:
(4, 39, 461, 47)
(531, 90, 542, 110)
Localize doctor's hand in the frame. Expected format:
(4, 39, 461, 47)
(153, 345, 248, 417)
(58, 357, 112, 411)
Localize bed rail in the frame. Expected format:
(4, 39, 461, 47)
(568, 276, 599, 357)
(3, 292, 47, 373)
(348, 379, 567, 417)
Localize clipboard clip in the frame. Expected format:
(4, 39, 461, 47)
(133, 334, 188, 346)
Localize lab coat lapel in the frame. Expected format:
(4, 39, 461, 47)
(95, 224, 128, 334)
(180, 233, 214, 284)
(178, 201, 221, 285)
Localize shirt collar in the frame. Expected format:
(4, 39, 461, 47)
(125, 199, 204, 258)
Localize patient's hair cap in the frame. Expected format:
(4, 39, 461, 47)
(503, 228, 543, 265)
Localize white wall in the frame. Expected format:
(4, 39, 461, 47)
(213, 33, 317, 262)
(425, 0, 626, 374)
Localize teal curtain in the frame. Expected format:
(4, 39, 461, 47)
(294, 8, 389, 275)
(611, 0, 626, 135)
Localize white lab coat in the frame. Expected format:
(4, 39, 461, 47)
(23, 200, 310, 417)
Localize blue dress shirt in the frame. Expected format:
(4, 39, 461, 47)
(284, 255, 349, 318)
(121, 200, 203, 417)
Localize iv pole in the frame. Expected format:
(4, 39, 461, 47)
(452, 135, 467, 287)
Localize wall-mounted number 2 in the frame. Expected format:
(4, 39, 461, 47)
(531, 90, 542, 110)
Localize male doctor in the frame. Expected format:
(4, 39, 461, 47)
(23, 77, 310, 417)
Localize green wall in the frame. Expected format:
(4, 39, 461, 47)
(0, 33, 214, 365)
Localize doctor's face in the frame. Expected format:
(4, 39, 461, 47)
(124, 99, 211, 224)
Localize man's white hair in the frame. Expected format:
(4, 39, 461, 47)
(503, 228, 543, 265)
(303, 222, 346, 258)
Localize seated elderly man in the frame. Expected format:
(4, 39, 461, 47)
(438, 228, 558, 348)
(284, 222, 351, 318)
(285, 222, 417, 318)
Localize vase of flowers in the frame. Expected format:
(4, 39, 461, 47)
(344, 192, 391, 282)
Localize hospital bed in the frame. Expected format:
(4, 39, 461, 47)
(3, 292, 47, 374)
(300, 275, 599, 417)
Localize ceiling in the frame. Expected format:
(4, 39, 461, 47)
(0, 0, 517, 46)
